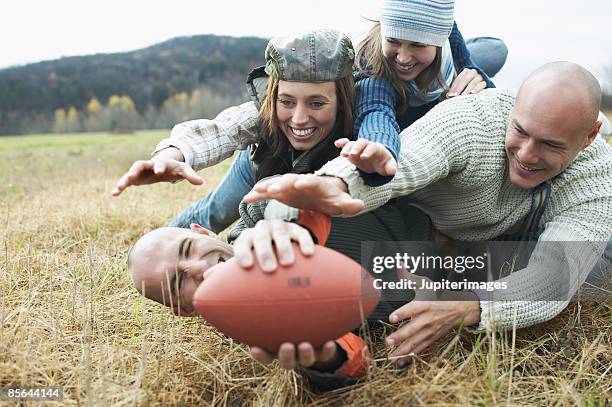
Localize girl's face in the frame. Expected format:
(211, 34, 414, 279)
(276, 80, 338, 151)
(381, 37, 437, 81)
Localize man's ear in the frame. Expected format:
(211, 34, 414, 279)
(171, 306, 196, 317)
(584, 120, 602, 148)
(190, 223, 217, 238)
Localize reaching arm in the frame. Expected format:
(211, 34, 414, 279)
(351, 77, 401, 185)
(471, 193, 612, 333)
(317, 95, 481, 214)
(111, 146, 203, 196)
(153, 101, 260, 171)
(112, 102, 260, 196)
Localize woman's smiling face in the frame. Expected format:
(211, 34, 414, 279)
(381, 37, 437, 82)
(276, 80, 338, 151)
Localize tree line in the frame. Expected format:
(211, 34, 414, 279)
(0, 35, 267, 135)
(1, 34, 611, 135)
(51, 86, 238, 133)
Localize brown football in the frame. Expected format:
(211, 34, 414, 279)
(192, 244, 380, 352)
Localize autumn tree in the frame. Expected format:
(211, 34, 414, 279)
(105, 94, 141, 133)
(65, 106, 81, 132)
(52, 108, 66, 133)
(84, 97, 103, 132)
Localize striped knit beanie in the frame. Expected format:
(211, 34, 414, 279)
(379, 0, 455, 47)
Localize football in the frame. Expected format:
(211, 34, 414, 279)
(192, 244, 380, 352)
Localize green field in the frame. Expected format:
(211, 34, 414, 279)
(0, 130, 610, 406)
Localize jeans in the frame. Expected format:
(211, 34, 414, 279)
(168, 149, 254, 232)
(465, 37, 508, 78)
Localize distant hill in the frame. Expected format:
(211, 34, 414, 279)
(0, 35, 268, 135)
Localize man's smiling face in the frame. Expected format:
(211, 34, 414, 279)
(505, 66, 601, 190)
(504, 115, 585, 190)
(128, 226, 233, 316)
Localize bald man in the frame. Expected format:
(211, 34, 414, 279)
(242, 62, 612, 360)
(126, 209, 436, 389)
(128, 225, 234, 316)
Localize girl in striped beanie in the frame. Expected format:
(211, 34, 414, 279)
(339, 0, 506, 185)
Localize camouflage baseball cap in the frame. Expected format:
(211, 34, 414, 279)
(264, 29, 355, 82)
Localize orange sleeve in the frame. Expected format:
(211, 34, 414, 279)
(297, 210, 332, 246)
(334, 332, 371, 378)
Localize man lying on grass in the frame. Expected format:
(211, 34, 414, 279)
(128, 197, 444, 391)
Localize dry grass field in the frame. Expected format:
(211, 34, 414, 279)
(0, 130, 610, 406)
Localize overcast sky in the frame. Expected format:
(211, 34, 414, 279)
(3, 0, 612, 89)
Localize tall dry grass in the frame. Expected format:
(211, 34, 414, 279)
(0, 131, 610, 406)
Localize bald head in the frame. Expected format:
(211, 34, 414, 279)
(128, 226, 233, 315)
(128, 227, 176, 296)
(518, 61, 601, 133)
(505, 62, 603, 189)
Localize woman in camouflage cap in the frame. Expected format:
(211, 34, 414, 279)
(251, 29, 355, 183)
(113, 29, 356, 232)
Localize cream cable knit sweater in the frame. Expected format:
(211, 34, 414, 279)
(316, 88, 612, 332)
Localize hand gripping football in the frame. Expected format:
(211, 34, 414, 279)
(192, 244, 380, 352)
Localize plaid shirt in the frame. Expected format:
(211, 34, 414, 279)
(153, 101, 260, 170)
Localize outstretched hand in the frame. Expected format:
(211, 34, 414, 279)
(111, 148, 203, 196)
(243, 173, 365, 216)
(385, 286, 481, 367)
(335, 138, 397, 176)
